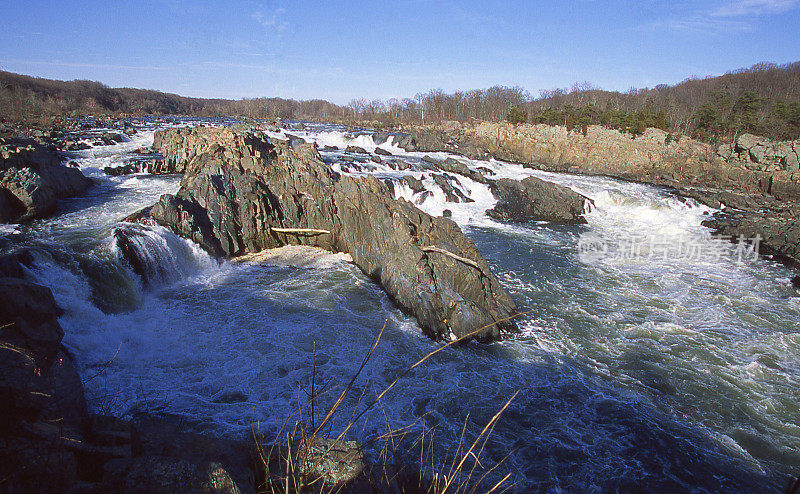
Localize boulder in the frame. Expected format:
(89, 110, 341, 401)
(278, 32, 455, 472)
(487, 176, 591, 224)
(104, 162, 143, 176)
(99, 133, 125, 146)
(299, 437, 363, 487)
(143, 128, 517, 341)
(372, 131, 392, 146)
(344, 145, 368, 154)
(103, 456, 241, 494)
(374, 147, 392, 156)
(736, 134, 760, 154)
(784, 146, 799, 171)
(403, 176, 425, 194)
(0, 138, 92, 222)
(438, 157, 489, 184)
(0, 278, 65, 366)
(433, 174, 472, 203)
(0, 268, 92, 493)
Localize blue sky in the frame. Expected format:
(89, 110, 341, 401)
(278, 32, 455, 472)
(1, 1, 798, 104)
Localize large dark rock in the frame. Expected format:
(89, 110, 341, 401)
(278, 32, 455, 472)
(371, 131, 393, 146)
(103, 455, 241, 494)
(0, 277, 65, 367)
(702, 211, 800, 268)
(345, 145, 368, 154)
(0, 138, 92, 222)
(438, 157, 488, 184)
(403, 176, 425, 194)
(487, 176, 591, 224)
(143, 127, 517, 341)
(0, 270, 90, 493)
(433, 174, 472, 203)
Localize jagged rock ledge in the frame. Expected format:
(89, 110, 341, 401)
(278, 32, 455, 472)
(0, 138, 92, 222)
(132, 127, 518, 342)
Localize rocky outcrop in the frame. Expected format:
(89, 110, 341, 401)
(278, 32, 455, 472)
(141, 127, 517, 341)
(151, 128, 210, 175)
(0, 252, 256, 493)
(0, 254, 87, 493)
(725, 133, 800, 172)
(395, 123, 490, 160)
(391, 121, 800, 270)
(487, 177, 591, 224)
(422, 155, 489, 184)
(0, 138, 92, 222)
(395, 121, 800, 203)
(701, 205, 800, 267)
(103, 157, 187, 177)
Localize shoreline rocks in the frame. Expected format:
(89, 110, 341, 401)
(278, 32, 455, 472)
(0, 252, 259, 493)
(141, 127, 518, 341)
(1, 138, 93, 222)
(0, 250, 445, 493)
(394, 120, 800, 272)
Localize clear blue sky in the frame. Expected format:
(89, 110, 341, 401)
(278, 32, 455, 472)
(1, 1, 798, 104)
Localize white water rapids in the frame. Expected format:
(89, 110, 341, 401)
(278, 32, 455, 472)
(4, 121, 798, 492)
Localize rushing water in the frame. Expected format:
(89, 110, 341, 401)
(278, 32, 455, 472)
(4, 121, 799, 492)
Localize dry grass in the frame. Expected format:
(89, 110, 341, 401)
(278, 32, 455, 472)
(252, 314, 527, 493)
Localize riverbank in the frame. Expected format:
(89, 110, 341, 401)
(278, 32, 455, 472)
(2, 117, 798, 492)
(389, 120, 800, 269)
(0, 248, 449, 493)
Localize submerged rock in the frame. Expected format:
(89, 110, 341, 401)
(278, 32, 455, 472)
(145, 127, 517, 341)
(487, 176, 591, 224)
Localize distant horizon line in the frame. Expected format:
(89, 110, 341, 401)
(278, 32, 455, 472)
(2, 59, 799, 106)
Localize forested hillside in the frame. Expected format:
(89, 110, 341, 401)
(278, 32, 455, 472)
(400, 61, 800, 141)
(2, 61, 799, 141)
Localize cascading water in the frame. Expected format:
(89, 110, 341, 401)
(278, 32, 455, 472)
(4, 121, 799, 492)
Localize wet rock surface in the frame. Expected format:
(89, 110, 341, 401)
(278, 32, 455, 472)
(144, 127, 517, 341)
(701, 203, 800, 268)
(0, 253, 260, 493)
(487, 176, 591, 224)
(0, 138, 92, 222)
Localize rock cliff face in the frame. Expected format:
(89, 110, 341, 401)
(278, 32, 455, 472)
(394, 121, 800, 270)
(143, 127, 517, 341)
(0, 138, 92, 222)
(724, 133, 800, 172)
(396, 121, 800, 202)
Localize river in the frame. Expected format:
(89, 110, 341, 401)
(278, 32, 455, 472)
(4, 120, 798, 492)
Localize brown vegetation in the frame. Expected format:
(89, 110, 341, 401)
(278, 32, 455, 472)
(2, 61, 799, 142)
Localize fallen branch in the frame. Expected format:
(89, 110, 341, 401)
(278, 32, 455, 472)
(271, 227, 331, 235)
(421, 246, 482, 270)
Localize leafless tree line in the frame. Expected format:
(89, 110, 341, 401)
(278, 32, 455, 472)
(2, 61, 798, 140)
